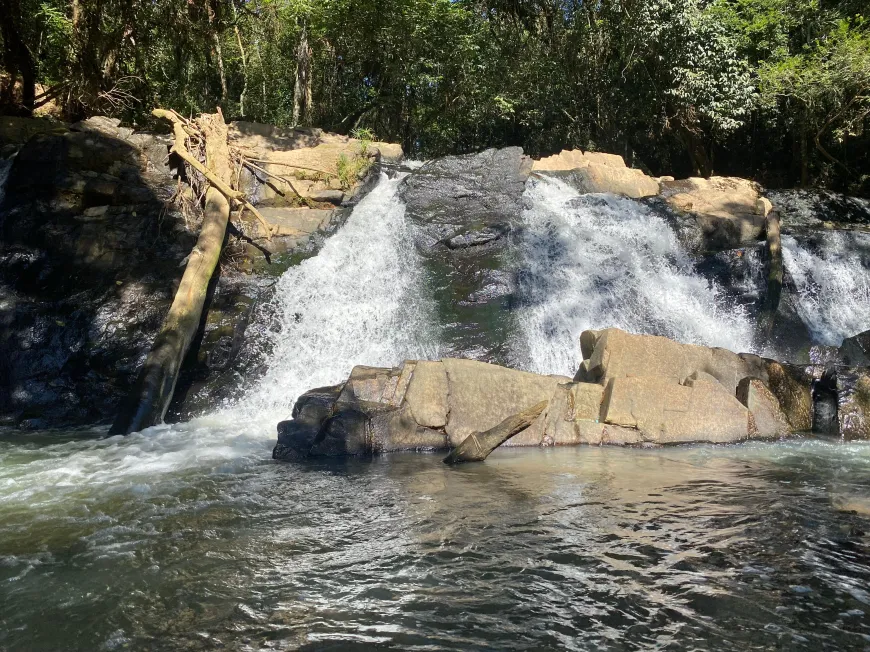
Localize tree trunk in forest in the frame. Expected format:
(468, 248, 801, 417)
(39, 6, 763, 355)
(110, 111, 232, 435)
(443, 401, 548, 464)
(206, 1, 227, 103)
(0, 0, 36, 114)
(232, 4, 248, 116)
(292, 24, 312, 126)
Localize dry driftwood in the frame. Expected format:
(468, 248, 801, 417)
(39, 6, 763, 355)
(443, 401, 548, 464)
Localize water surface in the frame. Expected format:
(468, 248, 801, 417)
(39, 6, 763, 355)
(2, 433, 869, 651)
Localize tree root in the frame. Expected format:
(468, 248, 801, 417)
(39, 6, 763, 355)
(153, 108, 283, 240)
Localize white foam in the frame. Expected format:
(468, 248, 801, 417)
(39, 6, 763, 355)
(229, 172, 440, 424)
(782, 231, 870, 346)
(510, 175, 757, 376)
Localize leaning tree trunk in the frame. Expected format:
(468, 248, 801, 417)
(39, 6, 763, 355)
(110, 112, 232, 435)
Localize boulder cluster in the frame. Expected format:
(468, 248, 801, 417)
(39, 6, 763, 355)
(273, 328, 870, 460)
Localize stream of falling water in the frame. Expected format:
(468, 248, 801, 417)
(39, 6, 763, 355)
(782, 231, 870, 346)
(510, 176, 758, 376)
(230, 172, 440, 425)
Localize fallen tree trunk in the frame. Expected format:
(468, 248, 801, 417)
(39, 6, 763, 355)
(110, 111, 232, 435)
(443, 401, 548, 464)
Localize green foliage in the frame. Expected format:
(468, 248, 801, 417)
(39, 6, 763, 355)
(336, 152, 372, 190)
(2, 0, 867, 190)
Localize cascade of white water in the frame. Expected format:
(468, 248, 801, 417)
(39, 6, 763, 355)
(0, 158, 12, 206)
(0, 173, 441, 498)
(782, 231, 870, 346)
(231, 172, 441, 424)
(510, 175, 758, 376)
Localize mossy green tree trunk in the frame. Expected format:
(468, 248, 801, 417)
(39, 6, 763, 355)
(110, 111, 232, 435)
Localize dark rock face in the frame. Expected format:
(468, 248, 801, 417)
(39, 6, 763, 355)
(400, 147, 531, 245)
(0, 124, 258, 428)
(841, 330, 870, 367)
(399, 148, 531, 363)
(767, 189, 870, 231)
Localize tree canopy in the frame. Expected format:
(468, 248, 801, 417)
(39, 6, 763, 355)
(1, 0, 868, 192)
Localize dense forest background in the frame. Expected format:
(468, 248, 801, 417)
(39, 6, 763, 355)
(0, 0, 868, 192)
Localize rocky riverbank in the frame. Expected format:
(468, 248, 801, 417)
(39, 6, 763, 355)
(0, 115, 400, 428)
(274, 327, 870, 460)
(2, 117, 868, 433)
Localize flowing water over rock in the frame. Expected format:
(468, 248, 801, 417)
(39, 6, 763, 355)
(511, 176, 757, 375)
(231, 172, 441, 425)
(2, 170, 870, 649)
(782, 231, 870, 346)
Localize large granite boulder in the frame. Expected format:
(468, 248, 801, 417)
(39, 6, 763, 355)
(602, 376, 752, 444)
(659, 176, 772, 250)
(533, 149, 660, 199)
(273, 358, 571, 459)
(274, 329, 821, 460)
(579, 328, 811, 433)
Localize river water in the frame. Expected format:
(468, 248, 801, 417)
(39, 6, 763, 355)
(2, 436, 870, 650)
(2, 173, 870, 650)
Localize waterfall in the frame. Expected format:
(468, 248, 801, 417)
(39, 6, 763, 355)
(0, 157, 12, 206)
(510, 175, 757, 376)
(232, 172, 440, 424)
(782, 231, 870, 346)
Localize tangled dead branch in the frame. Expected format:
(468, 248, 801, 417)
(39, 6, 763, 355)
(153, 108, 291, 240)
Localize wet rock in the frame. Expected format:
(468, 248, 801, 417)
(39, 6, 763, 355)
(400, 147, 531, 237)
(838, 369, 870, 440)
(311, 410, 371, 457)
(399, 148, 530, 363)
(293, 383, 344, 425)
(767, 188, 870, 232)
(841, 330, 870, 366)
(765, 362, 814, 432)
(737, 377, 790, 438)
(273, 420, 321, 461)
